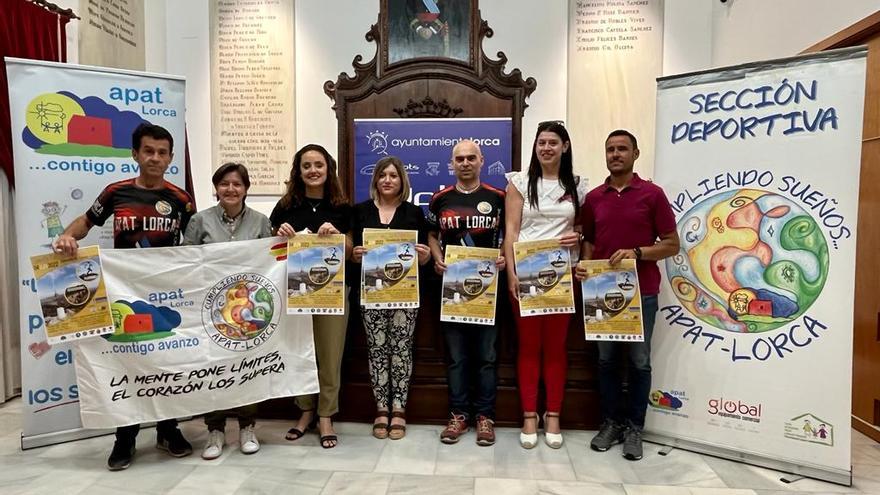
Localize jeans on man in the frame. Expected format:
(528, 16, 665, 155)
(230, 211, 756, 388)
(442, 321, 498, 420)
(597, 295, 658, 428)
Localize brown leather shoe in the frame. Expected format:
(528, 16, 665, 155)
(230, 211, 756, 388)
(389, 410, 407, 440)
(440, 413, 468, 444)
(475, 415, 495, 446)
(372, 409, 390, 440)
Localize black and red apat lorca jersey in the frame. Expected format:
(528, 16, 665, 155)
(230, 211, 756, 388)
(427, 183, 505, 251)
(86, 178, 194, 249)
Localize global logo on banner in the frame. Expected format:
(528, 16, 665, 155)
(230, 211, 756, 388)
(707, 396, 762, 423)
(202, 273, 281, 352)
(353, 118, 512, 211)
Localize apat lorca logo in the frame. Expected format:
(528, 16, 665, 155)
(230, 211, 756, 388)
(202, 273, 280, 352)
(23, 90, 156, 157)
(666, 188, 828, 334)
(107, 300, 182, 342)
(649, 390, 684, 410)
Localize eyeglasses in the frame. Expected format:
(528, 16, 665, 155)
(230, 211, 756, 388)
(538, 120, 566, 127)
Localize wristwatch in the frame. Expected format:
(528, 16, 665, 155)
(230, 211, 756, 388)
(633, 246, 642, 260)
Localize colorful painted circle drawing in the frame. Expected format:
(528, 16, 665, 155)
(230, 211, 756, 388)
(665, 188, 828, 333)
(210, 280, 275, 340)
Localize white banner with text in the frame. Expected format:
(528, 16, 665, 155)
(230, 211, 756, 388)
(75, 237, 317, 428)
(8, 58, 186, 445)
(649, 48, 866, 484)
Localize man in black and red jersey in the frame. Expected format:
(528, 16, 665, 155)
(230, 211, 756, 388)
(54, 123, 195, 471)
(427, 139, 505, 446)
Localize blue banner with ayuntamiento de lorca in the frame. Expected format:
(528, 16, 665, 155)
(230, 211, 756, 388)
(353, 118, 513, 211)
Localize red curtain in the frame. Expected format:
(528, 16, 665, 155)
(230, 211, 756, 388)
(0, 0, 70, 188)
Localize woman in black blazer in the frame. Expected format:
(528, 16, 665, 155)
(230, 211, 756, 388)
(351, 156, 431, 440)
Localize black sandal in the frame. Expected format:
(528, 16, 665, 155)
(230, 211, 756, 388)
(320, 434, 338, 449)
(319, 417, 338, 448)
(373, 409, 390, 439)
(284, 409, 315, 441)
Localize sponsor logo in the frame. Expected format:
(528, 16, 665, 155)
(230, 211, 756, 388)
(76, 260, 99, 282)
(784, 413, 833, 447)
(90, 199, 104, 216)
(22, 91, 158, 157)
(202, 273, 280, 352)
(389, 137, 502, 148)
(361, 162, 421, 177)
(366, 130, 389, 156)
(649, 390, 684, 410)
(707, 396, 762, 423)
(487, 160, 506, 176)
(404, 162, 420, 175)
(155, 200, 172, 215)
(426, 162, 440, 176)
(106, 300, 182, 342)
(648, 389, 689, 418)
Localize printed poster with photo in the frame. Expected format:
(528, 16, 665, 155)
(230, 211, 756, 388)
(361, 229, 420, 309)
(286, 234, 346, 315)
(513, 239, 575, 316)
(579, 259, 644, 341)
(440, 246, 500, 325)
(30, 246, 114, 344)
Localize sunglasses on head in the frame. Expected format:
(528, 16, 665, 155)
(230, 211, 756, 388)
(538, 120, 566, 127)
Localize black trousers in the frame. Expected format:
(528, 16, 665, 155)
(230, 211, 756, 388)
(115, 418, 178, 444)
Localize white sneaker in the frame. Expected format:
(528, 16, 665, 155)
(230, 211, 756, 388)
(202, 430, 225, 460)
(239, 425, 260, 455)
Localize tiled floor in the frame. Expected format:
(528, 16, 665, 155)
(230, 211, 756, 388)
(1, 398, 878, 494)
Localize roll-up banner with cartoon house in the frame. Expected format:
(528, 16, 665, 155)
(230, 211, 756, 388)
(647, 47, 866, 485)
(6, 58, 186, 449)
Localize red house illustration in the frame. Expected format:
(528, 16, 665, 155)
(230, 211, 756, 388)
(748, 299, 773, 316)
(67, 115, 112, 146)
(123, 314, 153, 334)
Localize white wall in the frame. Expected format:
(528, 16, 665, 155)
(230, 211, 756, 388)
(482, 0, 569, 166)
(163, 0, 214, 211)
(663, 0, 713, 76)
(711, 0, 878, 67)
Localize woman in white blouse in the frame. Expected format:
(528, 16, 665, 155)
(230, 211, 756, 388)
(503, 121, 588, 449)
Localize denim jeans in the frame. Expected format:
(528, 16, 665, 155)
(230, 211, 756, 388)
(596, 295, 658, 428)
(442, 321, 498, 420)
